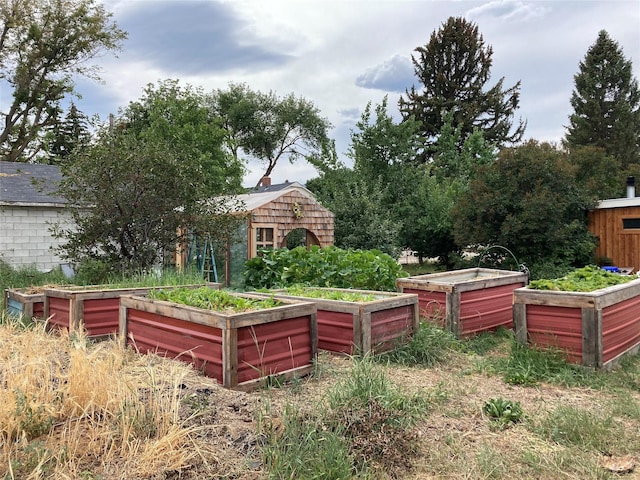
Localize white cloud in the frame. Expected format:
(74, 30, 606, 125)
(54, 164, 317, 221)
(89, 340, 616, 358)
(73, 0, 640, 185)
(355, 54, 414, 92)
(466, 0, 549, 23)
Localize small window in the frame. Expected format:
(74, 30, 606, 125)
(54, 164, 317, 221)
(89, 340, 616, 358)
(622, 218, 640, 229)
(256, 227, 275, 251)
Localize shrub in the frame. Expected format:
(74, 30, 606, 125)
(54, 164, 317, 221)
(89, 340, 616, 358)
(243, 245, 406, 291)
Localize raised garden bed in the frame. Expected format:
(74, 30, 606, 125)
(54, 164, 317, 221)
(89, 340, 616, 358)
(252, 287, 419, 355)
(513, 273, 640, 368)
(4, 287, 48, 319)
(119, 288, 317, 390)
(396, 268, 528, 337)
(44, 283, 220, 337)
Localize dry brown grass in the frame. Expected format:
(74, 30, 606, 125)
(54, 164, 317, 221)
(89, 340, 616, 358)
(2, 317, 640, 479)
(0, 318, 255, 479)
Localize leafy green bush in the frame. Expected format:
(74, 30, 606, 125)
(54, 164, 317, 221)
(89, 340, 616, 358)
(243, 246, 406, 291)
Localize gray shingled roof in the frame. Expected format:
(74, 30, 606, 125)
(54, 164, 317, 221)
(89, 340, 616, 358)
(0, 161, 68, 205)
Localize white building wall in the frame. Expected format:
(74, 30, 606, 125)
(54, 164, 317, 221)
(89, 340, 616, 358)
(0, 205, 75, 271)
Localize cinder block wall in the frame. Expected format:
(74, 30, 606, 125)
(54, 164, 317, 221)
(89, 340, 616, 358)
(0, 205, 74, 271)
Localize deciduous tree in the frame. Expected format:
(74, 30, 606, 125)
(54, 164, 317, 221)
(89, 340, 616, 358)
(452, 141, 597, 279)
(208, 83, 334, 186)
(0, 0, 126, 161)
(53, 82, 244, 273)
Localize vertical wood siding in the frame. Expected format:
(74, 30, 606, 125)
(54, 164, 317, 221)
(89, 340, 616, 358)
(589, 206, 640, 268)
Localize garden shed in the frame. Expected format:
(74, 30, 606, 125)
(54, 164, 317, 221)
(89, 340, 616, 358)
(0, 162, 73, 271)
(588, 177, 640, 271)
(178, 177, 334, 287)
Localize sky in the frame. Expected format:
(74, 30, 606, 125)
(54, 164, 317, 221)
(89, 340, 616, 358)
(72, 0, 640, 187)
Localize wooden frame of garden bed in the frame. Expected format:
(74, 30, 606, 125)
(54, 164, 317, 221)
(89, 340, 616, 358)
(44, 283, 220, 337)
(4, 288, 46, 319)
(254, 288, 419, 355)
(513, 279, 640, 369)
(396, 268, 528, 337)
(119, 292, 318, 390)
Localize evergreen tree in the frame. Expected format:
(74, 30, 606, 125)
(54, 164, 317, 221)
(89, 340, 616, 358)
(564, 30, 640, 170)
(46, 103, 91, 164)
(399, 16, 525, 160)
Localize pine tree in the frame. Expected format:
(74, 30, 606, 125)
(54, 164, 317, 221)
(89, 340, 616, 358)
(564, 30, 640, 170)
(46, 104, 91, 164)
(399, 16, 525, 161)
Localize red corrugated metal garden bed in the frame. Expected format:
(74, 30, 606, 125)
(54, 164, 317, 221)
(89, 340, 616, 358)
(4, 287, 46, 319)
(513, 278, 640, 368)
(396, 268, 528, 337)
(44, 283, 220, 337)
(119, 291, 317, 390)
(252, 288, 419, 355)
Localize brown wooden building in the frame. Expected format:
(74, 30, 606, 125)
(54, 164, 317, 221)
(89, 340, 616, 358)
(588, 196, 640, 271)
(240, 180, 334, 255)
(177, 179, 334, 286)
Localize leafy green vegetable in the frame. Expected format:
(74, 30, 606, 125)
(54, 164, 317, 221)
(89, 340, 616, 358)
(528, 265, 636, 292)
(243, 245, 406, 291)
(282, 285, 377, 302)
(148, 287, 282, 312)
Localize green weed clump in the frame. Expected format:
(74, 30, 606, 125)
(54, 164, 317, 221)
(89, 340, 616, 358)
(376, 321, 462, 367)
(533, 406, 617, 452)
(483, 397, 523, 430)
(243, 245, 406, 291)
(260, 356, 431, 479)
(485, 340, 586, 386)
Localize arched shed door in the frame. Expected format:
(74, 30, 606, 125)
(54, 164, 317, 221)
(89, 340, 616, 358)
(282, 228, 320, 249)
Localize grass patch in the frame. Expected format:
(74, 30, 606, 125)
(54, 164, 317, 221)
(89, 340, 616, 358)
(483, 340, 591, 386)
(463, 327, 514, 355)
(260, 356, 431, 479)
(480, 337, 640, 390)
(533, 405, 617, 452)
(375, 321, 462, 367)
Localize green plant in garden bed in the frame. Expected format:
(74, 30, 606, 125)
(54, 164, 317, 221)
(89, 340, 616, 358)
(148, 287, 282, 312)
(243, 245, 406, 291)
(527, 265, 637, 292)
(280, 285, 378, 302)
